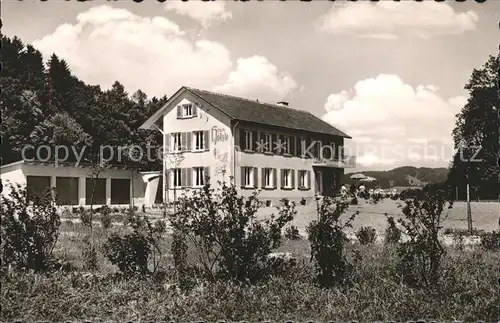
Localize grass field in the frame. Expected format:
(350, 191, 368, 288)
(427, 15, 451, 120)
(256, 199, 500, 235)
(2, 196, 500, 322)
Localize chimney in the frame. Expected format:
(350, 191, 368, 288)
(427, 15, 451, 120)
(277, 101, 289, 107)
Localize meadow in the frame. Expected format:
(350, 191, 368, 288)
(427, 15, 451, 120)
(2, 196, 499, 322)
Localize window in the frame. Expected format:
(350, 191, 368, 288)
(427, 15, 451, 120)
(193, 167, 205, 187)
(283, 136, 291, 155)
(193, 131, 205, 150)
(283, 169, 292, 188)
(26, 176, 51, 201)
(183, 104, 193, 117)
(298, 170, 309, 189)
(56, 177, 79, 205)
(298, 137, 306, 157)
(264, 133, 272, 153)
(172, 168, 182, 188)
(86, 178, 106, 205)
(244, 131, 253, 151)
(242, 166, 256, 187)
(110, 179, 130, 205)
(263, 168, 273, 188)
(172, 133, 182, 151)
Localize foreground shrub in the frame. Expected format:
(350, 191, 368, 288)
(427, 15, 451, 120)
(284, 225, 301, 240)
(356, 226, 377, 245)
(1, 184, 61, 272)
(307, 198, 358, 287)
(103, 214, 165, 277)
(480, 231, 500, 250)
(170, 181, 296, 284)
(99, 205, 112, 229)
(384, 216, 401, 244)
(81, 236, 98, 271)
(394, 187, 453, 289)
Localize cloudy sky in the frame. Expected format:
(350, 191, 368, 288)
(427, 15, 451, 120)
(3, 0, 499, 171)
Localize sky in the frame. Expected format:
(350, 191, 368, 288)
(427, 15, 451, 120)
(2, 0, 499, 171)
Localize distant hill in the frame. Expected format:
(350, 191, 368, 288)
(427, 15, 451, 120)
(343, 166, 449, 189)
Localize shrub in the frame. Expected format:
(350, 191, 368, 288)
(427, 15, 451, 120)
(80, 209, 91, 227)
(356, 226, 377, 245)
(479, 231, 500, 251)
(170, 181, 296, 284)
(103, 214, 165, 277)
(307, 197, 358, 287)
(350, 197, 358, 205)
(99, 206, 112, 229)
(284, 225, 301, 240)
(300, 198, 307, 206)
(384, 216, 401, 244)
(394, 187, 452, 289)
(1, 184, 61, 272)
(81, 236, 98, 271)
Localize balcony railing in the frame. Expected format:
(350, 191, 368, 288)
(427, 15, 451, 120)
(312, 155, 356, 168)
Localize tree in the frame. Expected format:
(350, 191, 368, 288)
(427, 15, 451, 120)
(448, 55, 499, 200)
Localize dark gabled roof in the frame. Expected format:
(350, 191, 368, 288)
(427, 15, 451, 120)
(184, 87, 351, 138)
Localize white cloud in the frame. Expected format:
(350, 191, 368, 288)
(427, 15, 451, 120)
(214, 56, 297, 102)
(164, 0, 232, 28)
(33, 5, 295, 101)
(322, 74, 466, 169)
(318, 1, 478, 40)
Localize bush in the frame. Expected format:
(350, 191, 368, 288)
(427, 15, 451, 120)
(284, 225, 301, 240)
(350, 197, 358, 205)
(384, 216, 401, 244)
(1, 184, 61, 272)
(99, 206, 112, 229)
(356, 226, 377, 245)
(307, 197, 358, 287)
(81, 236, 98, 271)
(170, 181, 296, 284)
(394, 187, 452, 289)
(80, 209, 92, 227)
(479, 231, 500, 250)
(103, 214, 165, 277)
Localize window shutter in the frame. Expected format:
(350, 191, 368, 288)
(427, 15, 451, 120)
(261, 168, 265, 188)
(240, 129, 246, 150)
(253, 167, 258, 188)
(251, 131, 257, 151)
(192, 103, 198, 117)
(203, 130, 209, 151)
(273, 168, 277, 189)
(187, 168, 192, 187)
(241, 167, 246, 188)
(291, 170, 295, 189)
(165, 134, 171, 152)
(186, 132, 192, 151)
(203, 167, 210, 184)
(272, 134, 277, 154)
(165, 169, 170, 189)
(307, 170, 311, 189)
(280, 169, 285, 188)
(180, 133, 186, 151)
(177, 106, 182, 118)
(291, 136, 296, 156)
(181, 168, 187, 187)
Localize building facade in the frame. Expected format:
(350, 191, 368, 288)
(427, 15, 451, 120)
(0, 161, 149, 208)
(141, 86, 355, 205)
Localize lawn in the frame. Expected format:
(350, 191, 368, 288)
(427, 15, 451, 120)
(256, 199, 500, 235)
(2, 197, 500, 322)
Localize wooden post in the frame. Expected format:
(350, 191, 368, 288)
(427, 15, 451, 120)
(466, 188, 472, 230)
(455, 186, 459, 201)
